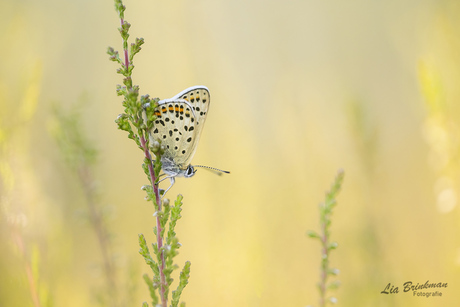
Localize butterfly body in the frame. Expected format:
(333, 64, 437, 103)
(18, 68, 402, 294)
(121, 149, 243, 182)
(145, 85, 218, 195)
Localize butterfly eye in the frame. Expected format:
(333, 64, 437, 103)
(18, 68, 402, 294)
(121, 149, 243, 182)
(184, 165, 195, 178)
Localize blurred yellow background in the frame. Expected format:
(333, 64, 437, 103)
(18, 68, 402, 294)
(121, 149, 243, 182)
(1, 0, 460, 306)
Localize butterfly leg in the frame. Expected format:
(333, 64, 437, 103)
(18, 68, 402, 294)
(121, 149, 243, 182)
(160, 176, 175, 198)
(156, 174, 169, 185)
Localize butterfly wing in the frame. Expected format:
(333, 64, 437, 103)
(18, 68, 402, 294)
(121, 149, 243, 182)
(149, 86, 210, 172)
(173, 86, 210, 164)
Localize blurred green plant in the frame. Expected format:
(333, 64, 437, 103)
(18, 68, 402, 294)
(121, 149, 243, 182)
(50, 100, 97, 171)
(418, 60, 460, 213)
(307, 169, 344, 307)
(107, 1, 190, 306)
(0, 59, 50, 307)
(50, 100, 123, 307)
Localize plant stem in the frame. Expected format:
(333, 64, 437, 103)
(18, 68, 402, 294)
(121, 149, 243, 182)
(77, 165, 118, 307)
(11, 229, 42, 307)
(139, 134, 167, 307)
(119, 18, 130, 69)
(118, 9, 167, 307)
(319, 220, 328, 307)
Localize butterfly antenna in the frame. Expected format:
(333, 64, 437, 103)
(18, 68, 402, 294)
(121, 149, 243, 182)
(194, 165, 230, 176)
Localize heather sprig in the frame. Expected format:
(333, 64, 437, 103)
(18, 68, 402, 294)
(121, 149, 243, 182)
(50, 101, 121, 306)
(307, 170, 344, 307)
(108, 1, 190, 306)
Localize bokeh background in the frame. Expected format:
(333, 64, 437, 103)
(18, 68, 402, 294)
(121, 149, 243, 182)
(1, 0, 460, 306)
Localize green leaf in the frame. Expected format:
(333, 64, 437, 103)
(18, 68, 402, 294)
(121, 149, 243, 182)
(141, 184, 154, 202)
(115, 113, 131, 131)
(143, 273, 159, 306)
(171, 261, 191, 307)
(107, 47, 122, 64)
(114, 0, 125, 19)
(138, 234, 158, 274)
(166, 195, 184, 244)
(306, 230, 319, 239)
(328, 280, 341, 290)
(161, 199, 171, 239)
(328, 268, 340, 276)
(130, 38, 145, 62)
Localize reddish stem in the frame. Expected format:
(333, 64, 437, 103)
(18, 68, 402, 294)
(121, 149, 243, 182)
(120, 15, 167, 307)
(12, 230, 42, 307)
(120, 18, 130, 69)
(319, 215, 328, 307)
(140, 134, 167, 307)
(78, 165, 118, 306)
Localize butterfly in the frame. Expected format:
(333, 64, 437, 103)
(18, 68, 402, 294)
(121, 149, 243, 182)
(145, 85, 229, 196)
